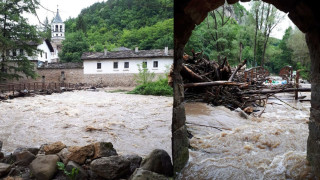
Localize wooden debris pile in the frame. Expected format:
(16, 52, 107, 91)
(177, 51, 251, 111)
(170, 51, 310, 113)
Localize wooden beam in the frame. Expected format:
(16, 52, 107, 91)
(239, 88, 311, 95)
(184, 81, 248, 88)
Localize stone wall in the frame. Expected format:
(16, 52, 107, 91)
(12, 62, 165, 87)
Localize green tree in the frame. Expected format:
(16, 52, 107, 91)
(287, 27, 310, 79)
(250, 1, 284, 67)
(42, 16, 52, 40)
(64, 0, 173, 52)
(76, 15, 87, 34)
(288, 28, 310, 68)
(120, 19, 173, 50)
(0, 0, 41, 82)
(59, 31, 89, 62)
(266, 27, 293, 73)
(185, 3, 245, 66)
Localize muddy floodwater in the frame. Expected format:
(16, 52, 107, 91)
(179, 91, 313, 179)
(0, 89, 172, 157)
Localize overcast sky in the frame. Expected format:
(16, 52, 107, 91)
(239, 2, 294, 39)
(26, 0, 105, 25)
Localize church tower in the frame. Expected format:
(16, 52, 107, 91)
(52, 7, 65, 40)
(51, 7, 65, 62)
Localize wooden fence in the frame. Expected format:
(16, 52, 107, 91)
(243, 66, 270, 83)
(0, 82, 82, 93)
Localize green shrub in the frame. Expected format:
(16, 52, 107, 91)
(134, 63, 155, 85)
(129, 78, 172, 96)
(57, 162, 79, 180)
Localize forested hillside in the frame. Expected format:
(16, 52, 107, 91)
(185, 2, 310, 79)
(60, 0, 173, 62)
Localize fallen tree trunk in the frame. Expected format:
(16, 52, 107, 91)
(184, 81, 248, 88)
(228, 59, 247, 82)
(239, 88, 311, 95)
(181, 65, 204, 82)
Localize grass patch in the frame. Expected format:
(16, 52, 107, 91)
(128, 78, 173, 96)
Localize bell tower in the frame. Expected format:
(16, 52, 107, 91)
(52, 6, 65, 40)
(51, 6, 65, 62)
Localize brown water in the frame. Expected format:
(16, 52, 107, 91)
(0, 89, 172, 157)
(179, 92, 313, 179)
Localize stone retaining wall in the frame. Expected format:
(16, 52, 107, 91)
(11, 62, 166, 87)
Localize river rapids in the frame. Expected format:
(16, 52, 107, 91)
(0, 89, 172, 157)
(178, 91, 314, 179)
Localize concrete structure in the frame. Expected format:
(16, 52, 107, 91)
(82, 47, 173, 75)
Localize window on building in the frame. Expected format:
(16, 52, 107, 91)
(20, 49, 24, 55)
(45, 52, 47, 59)
(55, 25, 58, 32)
(6, 50, 10, 56)
(60, 25, 62, 32)
(153, 61, 158, 68)
(124, 62, 129, 68)
(113, 62, 118, 69)
(142, 61, 147, 68)
(56, 34, 58, 36)
(97, 62, 101, 69)
(12, 49, 16, 56)
(60, 34, 62, 36)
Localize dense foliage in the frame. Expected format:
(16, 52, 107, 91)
(59, 32, 89, 62)
(185, 2, 310, 79)
(0, 0, 41, 82)
(60, 0, 173, 62)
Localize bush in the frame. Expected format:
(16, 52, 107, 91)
(129, 78, 172, 96)
(134, 63, 155, 85)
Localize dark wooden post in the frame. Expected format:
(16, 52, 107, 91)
(306, 29, 320, 177)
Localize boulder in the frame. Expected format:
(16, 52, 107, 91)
(14, 150, 36, 166)
(0, 154, 15, 164)
(0, 163, 11, 177)
(43, 141, 66, 155)
(124, 155, 142, 173)
(29, 155, 60, 180)
(129, 168, 169, 180)
(57, 148, 71, 164)
(67, 144, 94, 165)
(4, 166, 30, 178)
(140, 149, 173, 177)
(13, 147, 39, 156)
(66, 161, 88, 180)
(93, 142, 117, 159)
(90, 156, 131, 179)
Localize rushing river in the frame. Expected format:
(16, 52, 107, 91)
(0, 89, 172, 157)
(178, 91, 314, 179)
